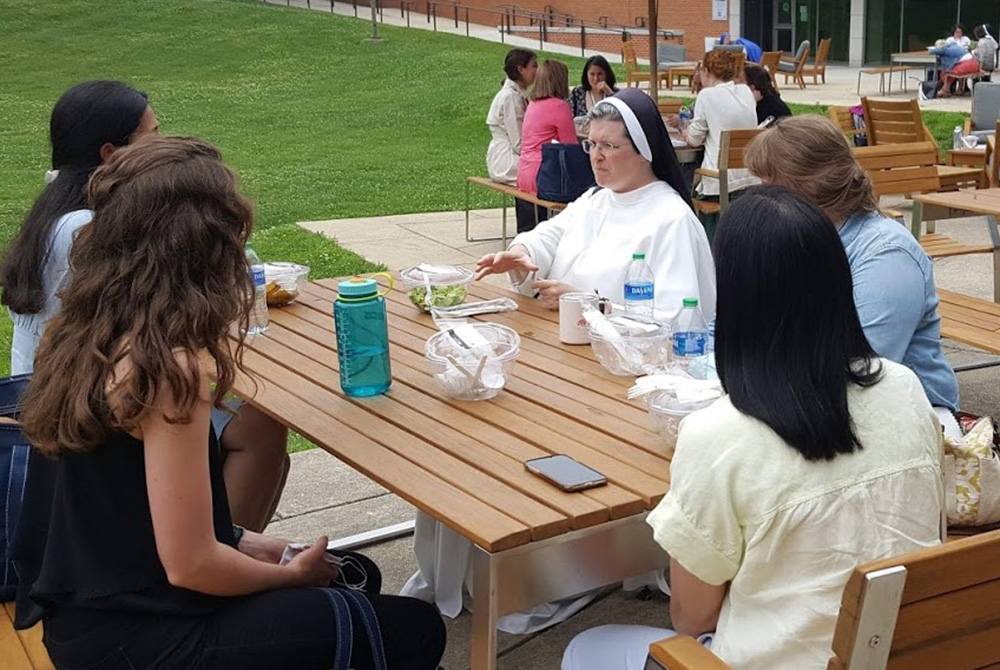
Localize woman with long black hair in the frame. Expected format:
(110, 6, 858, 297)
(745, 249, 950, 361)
(562, 186, 943, 669)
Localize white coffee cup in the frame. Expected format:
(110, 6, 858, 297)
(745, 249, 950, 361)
(560, 292, 600, 345)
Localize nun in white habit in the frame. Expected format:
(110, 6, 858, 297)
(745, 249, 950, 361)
(400, 90, 713, 636)
(475, 87, 716, 322)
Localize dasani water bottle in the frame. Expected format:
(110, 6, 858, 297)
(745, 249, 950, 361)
(672, 298, 709, 374)
(245, 244, 268, 335)
(624, 252, 655, 317)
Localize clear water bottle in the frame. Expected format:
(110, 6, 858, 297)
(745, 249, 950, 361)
(672, 298, 709, 373)
(624, 252, 655, 317)
(245, 244, 268, 335)
(334, 276, 392, 397)
(953, 125, 963, 150)
(678, 105, 693, 130)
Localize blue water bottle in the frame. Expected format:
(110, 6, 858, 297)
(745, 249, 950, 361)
(334, 275, 392, 397)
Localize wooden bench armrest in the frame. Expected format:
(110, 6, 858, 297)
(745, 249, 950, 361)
(648, 635, 730, 670)
(694, 168, 719, 179)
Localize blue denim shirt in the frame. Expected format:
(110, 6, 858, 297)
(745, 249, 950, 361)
(929, 43, 968, 73)
(839, 211, 959, 410)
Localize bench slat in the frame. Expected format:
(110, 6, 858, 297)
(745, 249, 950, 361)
(940, 289, 1000, 318)
(889, 574, 1000, 652)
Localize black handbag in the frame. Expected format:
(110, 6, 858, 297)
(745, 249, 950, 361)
(536, 143, 596, 203)
(0, 375, 32, 602)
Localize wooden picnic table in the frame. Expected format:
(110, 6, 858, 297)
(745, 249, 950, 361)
(912, 188, 1000, 302)
(233, 278, 672, 669)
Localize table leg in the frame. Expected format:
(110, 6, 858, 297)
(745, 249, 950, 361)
(465, 179, 472, 243)
(988, 215, 1000, 303)
(911, 200, 925, 239)
(501, 194, 509, 249)
(857, 70, 862, 95)
(471, 545, 499, 670)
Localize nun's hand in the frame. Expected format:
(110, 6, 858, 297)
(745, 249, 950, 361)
(532, 279, 576, 310)
(474, 245, 538, 280)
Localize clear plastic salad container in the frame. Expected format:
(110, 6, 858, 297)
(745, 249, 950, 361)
(401, 264, 474, 312)
(643, 387, 720, 455)
(263, 262, 310, 306)
(425, 323, 520, 401)
(588, 314, 671, 376)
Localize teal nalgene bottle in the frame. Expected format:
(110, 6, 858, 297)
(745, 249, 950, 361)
(333, 276, 392, 397)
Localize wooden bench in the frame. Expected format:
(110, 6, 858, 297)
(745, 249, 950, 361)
(856, 65, 910, 95)
(938, 289, 1000, 358)
(1, 604, 52, 670)
(646, 529, 1000, 669)
(465, 176, 566, 248)
(852, 142, 991, 260)
(691, 128, 763, 218)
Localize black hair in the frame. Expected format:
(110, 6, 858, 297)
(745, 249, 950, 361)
(953, 23, 965, 34)
(1, 81, 149, 315)
(712, 186, 884, 462)
(973, 24, 991, 40)
(743, 63, 779, 98)
(504, 48, 536, 82)
(580, 55, 617, 90)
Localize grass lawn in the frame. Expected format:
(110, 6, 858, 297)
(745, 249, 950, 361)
(1, 0, 971, 449)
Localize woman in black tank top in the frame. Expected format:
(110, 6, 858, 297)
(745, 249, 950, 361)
(15, 136, 445, 670)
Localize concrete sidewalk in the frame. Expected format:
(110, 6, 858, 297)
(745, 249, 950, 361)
(267, 199, 1000, 668)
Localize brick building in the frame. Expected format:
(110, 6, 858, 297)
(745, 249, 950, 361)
(455, 0, 1000, 66)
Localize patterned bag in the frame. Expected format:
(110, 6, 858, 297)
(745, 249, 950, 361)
(944, 416, 1000, 527)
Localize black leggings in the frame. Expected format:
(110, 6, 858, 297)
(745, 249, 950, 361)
(42, 553, 445, 670)
(514, 198, 550, 233)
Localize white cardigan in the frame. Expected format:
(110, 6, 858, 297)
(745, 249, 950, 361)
(485, 79, 527, 185)
(510, 181, 716, 321)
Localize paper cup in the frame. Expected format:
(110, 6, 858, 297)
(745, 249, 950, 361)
(560, 293, 600, 345)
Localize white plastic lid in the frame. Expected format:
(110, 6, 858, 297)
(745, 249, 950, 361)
(590, 314, 668, 340)
(401, 264, 473, 286)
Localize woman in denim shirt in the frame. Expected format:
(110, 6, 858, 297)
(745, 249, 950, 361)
(744, 115, 961, 435)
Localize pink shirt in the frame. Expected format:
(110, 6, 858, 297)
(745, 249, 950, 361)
(516, 97, 578, 194)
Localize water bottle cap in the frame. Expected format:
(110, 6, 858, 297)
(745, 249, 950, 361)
(338, 276, 378, 298)
(632, 252, 645, 260)
(683, 297, 699, 307)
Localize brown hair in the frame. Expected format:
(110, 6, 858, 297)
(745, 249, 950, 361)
(22, 135, 255, 456)
(702, 49, 739, 82)
(744, 115, 879, 224)
(530, 59, 570, 101)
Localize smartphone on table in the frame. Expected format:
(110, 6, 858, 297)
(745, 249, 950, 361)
(524, 454, 608, 492)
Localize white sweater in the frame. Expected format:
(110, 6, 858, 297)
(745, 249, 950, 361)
(687, 81, 760, 197)
(509, 182, 716, 321)
(486, 79, 527, 185)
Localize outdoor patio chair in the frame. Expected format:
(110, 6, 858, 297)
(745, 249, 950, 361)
(828, 106, 865, 143)
(645, 529, 1000, 670)
(777, 40, 810, 89)
(657, 98, 683, 116)
(801, 37, 831, 85)
(656, 43, 687, 70)
(691, 128, 764, 216)
(759, 51, 781, 90)
(622, 41, 670, 90)
(963, 81, 1000, 145)
(860, 97, 928, 145)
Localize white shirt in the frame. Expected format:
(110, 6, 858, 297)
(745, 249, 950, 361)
(10, 209, 92, 375)
(509, 182, 716, 321)
(946, 35, 972, 48)
(486, 78, 527, 185)
(686, 81, 759, 196)
(647, 359, 944, 669)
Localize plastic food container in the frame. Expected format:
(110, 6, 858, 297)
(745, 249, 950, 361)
(643, 388, 720, 455)
(425, 323, 520, 401)
(264, 262, 310, 306)
(588, 314, 671, 376)
(401, 264, 474, 312)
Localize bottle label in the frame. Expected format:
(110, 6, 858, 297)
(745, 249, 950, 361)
(250, 267, 266, 288)
(624, 282, 654, 301)
(673, 331, 708, 357)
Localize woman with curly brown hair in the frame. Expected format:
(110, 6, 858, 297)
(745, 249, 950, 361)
(16, 135, 445, 669)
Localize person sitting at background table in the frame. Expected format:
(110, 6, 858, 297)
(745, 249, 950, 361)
(973, 24, 998, 78)
(16, 135, 446, 670)
(515, 58, 578, 233)
(743, 63, 791, 124)
(947, 23, 972, 48)
(674, 49, 758, 241)
(720, 31, 762, 63)
(477, 88, 715, 322)
(561, 186, 944, 670)
(486, 48, 537, 185)
(569, 55, 618, 117)
(0, 80, 288, 533)
(744, 115, 961, 434)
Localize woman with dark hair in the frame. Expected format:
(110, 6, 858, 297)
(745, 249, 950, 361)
(16, 135, 446, 669)
(569, 55, 618, 117)
(744, 115, 960, 431)
(973, 24, 998, 75)
(478, 88, 714, 321)
(2, 80, 291, 533)
(743, 63, 790, 124)
(486, 48, 537, 185)
(3, 80, 156, 374)
(562, 186, 943, 670)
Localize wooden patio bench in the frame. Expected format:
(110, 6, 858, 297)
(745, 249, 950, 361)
(937, 289, 1000, 355)
(2, 603, 52, 670)
(646, 529, 1000, 669)
(856, 65, 910, 95)
(465, 176, 566, 248)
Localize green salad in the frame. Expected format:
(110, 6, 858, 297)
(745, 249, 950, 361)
(407, 284, 468, 311)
